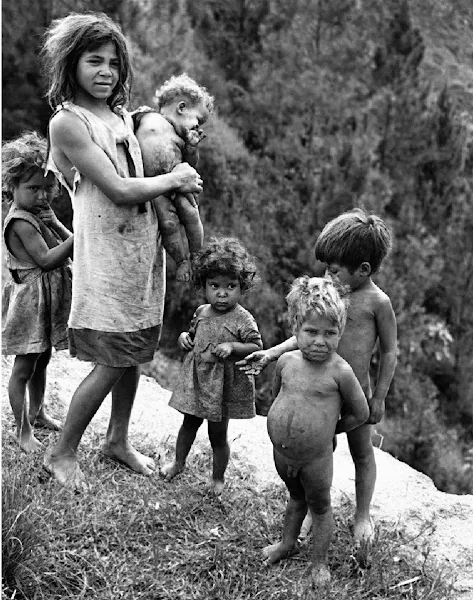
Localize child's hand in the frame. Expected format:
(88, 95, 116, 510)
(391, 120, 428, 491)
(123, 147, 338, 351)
(38, 206, 58, 225)
(367, 395, 385, 424)
(185, 128, 206, 147)
(213, 342, 234, 359)
(178, 332, 194, 351)
(236, 350, 271, 375)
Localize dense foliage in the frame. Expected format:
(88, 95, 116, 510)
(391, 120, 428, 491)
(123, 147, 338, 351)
(2, 0, 472, 493)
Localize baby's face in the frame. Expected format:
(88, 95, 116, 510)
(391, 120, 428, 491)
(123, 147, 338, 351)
(174, 101, 209, 139)
(296, 314, 341, 362)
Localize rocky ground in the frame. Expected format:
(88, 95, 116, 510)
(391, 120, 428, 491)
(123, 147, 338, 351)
(2, 349, 473, 599)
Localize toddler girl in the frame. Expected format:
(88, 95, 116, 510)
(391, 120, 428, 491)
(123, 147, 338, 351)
(161, 237, 263, 493)
(2, 131, 73, 452)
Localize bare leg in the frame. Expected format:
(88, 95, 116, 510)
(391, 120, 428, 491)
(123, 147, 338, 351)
(263, 448, 306, 564)
(102, 366, 155, 475)
(8, 354, 43, 452)
(44, 364, 126, 490)
(155, 198, 192, 282)
(28, 347, 61, 430)
(160, 414, 203, 481)
(263, 495, 307, 565)
(302, 453, 334, 587)
(347, 424, 375, 542)
(175, 195, 204, 253)
(208, 418, 230, 493)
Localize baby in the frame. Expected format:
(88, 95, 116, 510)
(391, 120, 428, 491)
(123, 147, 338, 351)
(133, 73, 214, 281)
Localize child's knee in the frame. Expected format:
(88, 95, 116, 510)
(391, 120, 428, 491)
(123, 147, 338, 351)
(208, 430, 228, 449)
(161, 216, 181, 237)
(307, 493, 331, 515)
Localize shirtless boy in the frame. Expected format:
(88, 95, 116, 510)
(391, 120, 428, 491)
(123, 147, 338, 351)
(239, 208, 397, 542)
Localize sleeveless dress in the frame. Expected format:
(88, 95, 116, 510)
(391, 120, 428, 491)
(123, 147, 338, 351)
(46, 102, 165, 367)
(169, 304, 263, 422)
(2, 207, 72, 355)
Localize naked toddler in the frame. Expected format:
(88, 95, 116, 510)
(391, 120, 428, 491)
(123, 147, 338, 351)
(264, 276, 369, 586)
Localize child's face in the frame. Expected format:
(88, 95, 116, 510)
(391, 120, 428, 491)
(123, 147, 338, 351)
(174, 101, 209, 138)
(76, 41, 120, 102)
(205, 274, 241, 313)
(325, 262, 364, 291)
(12, 170, 55, 215)
(296, 314, 341, 362)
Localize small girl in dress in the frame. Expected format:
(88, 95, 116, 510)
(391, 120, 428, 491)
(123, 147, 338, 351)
(2, 131, 73, 452)
(161, 237, 263, 492)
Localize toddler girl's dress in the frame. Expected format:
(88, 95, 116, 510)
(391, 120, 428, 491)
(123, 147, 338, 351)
(169, 304, 262, 422)
(2, 207, 72, 355)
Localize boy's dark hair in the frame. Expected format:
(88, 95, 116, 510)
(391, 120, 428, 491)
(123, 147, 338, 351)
(192, 237, 258, 293)
(41, 11, 132, 110)
(314, 207, 392, 273)
(2, 131, 50, 202)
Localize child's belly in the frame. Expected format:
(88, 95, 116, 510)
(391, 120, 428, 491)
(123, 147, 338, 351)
(267, 393, 338, 462)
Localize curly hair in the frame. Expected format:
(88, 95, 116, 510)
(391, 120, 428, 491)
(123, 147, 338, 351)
(192, 237, 258, 293)
(314, 207, 392, 274)
(2, 131, 53, 202)
(153, 73, 214, 115)
(40, 11, 132, 110)
(286, 276, 348, 334)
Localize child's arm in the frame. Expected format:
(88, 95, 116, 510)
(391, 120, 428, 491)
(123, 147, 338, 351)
(39, 207, 72, 241)
(272, 357, 283, 400)
(182, 128, 206, 168)
(335, 363, 370, 434)
(50, 111, 202, 205)
(236, 336, 298, 375)
(11, 220, 73, 271)
(213, 340, 263, 360)
(368, 297, 397, 424)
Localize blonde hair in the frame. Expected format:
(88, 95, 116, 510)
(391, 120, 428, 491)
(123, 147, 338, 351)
(2, 131, 51, 202)
(314, 207, 392, 273)
(41, 12, 132, 110)
(153, 73, 214, 116)
(286, 276, 348, 334)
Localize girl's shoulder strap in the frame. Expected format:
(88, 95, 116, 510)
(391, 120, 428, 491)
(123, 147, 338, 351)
(4, 207, 42, 234)
(50, 102, 93, 134)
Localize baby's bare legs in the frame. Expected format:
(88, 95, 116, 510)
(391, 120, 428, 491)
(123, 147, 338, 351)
(44, 364, 130, 490)
(154, 196, 193, 282)
(27, 347, 61, 431)
(208, 418, 230, 493)
(8, 353, 43, 452)
(175, 194, 203, 253)
(160, 414, 203, 481)
(103, 366, 155, 475)
(347, 424, 375, 542)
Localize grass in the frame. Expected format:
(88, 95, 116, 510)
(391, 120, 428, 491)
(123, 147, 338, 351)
(1, 432, 456, 600)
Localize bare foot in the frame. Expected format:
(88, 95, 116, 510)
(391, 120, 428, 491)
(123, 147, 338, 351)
(43, 447, 87, 491)
(175, 260, 191, 282)
(159, 461, 184, 482)
(262, 541, 297, 566)
(102, 441, 155, 475)
(298, 512, 313, 541)
(15, 431, 43, 453)
(32, 413, 62, 431)
(311, 564, 331, 587)
(354, 516, 374, 543)
(209, 479, 224, 495)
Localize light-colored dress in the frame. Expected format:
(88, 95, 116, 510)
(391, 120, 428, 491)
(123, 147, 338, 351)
(2, 207, 72, 355)
(46, 102, 165, 365)
(169, 304, 262, 422)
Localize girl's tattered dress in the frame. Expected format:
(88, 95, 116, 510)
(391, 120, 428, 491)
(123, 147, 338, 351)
(169, 304, 262, 422)
(2, 208, 72, 355)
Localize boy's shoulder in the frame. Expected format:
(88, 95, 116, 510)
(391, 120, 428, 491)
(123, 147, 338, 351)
(353, 279, 392, 309)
